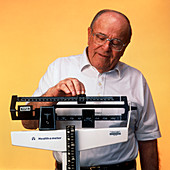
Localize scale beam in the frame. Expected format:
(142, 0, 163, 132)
(10, 95, 136, 129)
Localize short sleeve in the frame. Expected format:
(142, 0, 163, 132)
(33, 60, 61, 97)
(135, 78, 161, 141)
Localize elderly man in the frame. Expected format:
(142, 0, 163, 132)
(22, 9, 161, 170)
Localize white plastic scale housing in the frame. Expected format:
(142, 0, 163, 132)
(11, 108, 131, 170)
(10, 96, 133, 170)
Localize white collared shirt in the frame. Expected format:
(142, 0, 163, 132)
(33, 48, 161, 166)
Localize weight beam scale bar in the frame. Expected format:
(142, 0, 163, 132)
(11, 95, 124, 103)
(10, 95, 137, 129)
(10, 94, 136, 114)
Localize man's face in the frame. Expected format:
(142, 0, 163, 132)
(87, 12, 130, 73)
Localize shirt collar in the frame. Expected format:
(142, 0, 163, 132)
(80, 47, 91, 71)
(109, 62, 121, 78)
(80, 47, 122, 78)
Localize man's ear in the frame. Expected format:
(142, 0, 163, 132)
(119, 43, 129, 58)
(88, 27, 92, 45)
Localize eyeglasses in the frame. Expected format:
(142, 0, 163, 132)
(92, 32, 126, 51)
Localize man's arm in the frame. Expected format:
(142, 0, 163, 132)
(138, 139, 159, 170)
(22, 78, 85, 129)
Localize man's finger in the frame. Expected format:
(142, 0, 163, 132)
(58, 82, 71, 95)
(72, 79, 82, 95)
(65, 79, 77, 96)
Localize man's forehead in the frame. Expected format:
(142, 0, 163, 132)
(92, 12, 129, 38)
(93, 12, 127, 29)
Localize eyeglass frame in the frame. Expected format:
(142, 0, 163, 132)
(91, 30, 127, 52)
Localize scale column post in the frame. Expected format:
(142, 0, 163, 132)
(62, 152, 67, 170)
(66, 125, 77, 170)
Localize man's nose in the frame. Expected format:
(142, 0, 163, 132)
(101, 39, 111, 51)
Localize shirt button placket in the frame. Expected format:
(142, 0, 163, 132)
(97, 73, 104, 96)
(96, 73, 105, 114)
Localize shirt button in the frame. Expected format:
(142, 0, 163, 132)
(98, 82, 102, 86)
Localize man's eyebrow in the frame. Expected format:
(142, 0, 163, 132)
(96, 32, 108, 37)
(97, 32, 123, 41)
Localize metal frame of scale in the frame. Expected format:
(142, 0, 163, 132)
(10, 94, 136, 170)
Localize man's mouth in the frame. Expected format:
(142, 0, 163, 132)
(98, 53, 110, 58)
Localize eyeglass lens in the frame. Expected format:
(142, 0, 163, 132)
(94, 33, 124, 51)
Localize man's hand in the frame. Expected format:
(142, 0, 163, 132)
(45, 78, 85, 97)
(22, 78, 85, 129)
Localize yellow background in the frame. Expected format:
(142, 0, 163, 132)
(0, 0, 169, 169)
